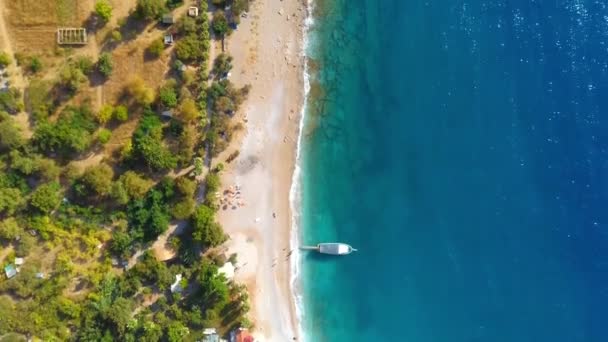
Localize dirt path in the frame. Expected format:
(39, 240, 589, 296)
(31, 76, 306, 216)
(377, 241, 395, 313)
(0, 0, 32, 137)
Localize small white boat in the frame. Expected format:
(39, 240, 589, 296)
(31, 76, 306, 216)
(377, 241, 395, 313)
(301, 243, 357, 255)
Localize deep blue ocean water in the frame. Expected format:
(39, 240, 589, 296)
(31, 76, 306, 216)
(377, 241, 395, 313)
(300, 0, 608, 341)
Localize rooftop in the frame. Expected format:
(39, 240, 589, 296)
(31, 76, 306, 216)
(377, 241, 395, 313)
(4, 265, 17, 279)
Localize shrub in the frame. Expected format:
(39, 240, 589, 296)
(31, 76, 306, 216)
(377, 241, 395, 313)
(0, 88, 22, 114)
(59, 63, 87, 92)
(96, 104, 114, 124)
(29, 56, 42, 73)
(159, 82, 178, 108)
(111, 30, 122, 42)
(0, 52, 11, 67)
(114, 105, 128, 121)
(126, 76, 155, 105)
(98, 53, 113, 77)
(226, 150, 239, 163)
(98, 128, 112, 144)
(95, 0, 113, 22)
(147, 38, 164, 58)
(75, 55, 95, 74)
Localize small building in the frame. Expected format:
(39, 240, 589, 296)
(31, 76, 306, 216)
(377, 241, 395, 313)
(4, 265, 17, 279)
(161, 110, 174, 119)
(14, 258, 24, 266)
(170, 274, 183, 293)
(202, 328, 220, 342)
(164, 34, 174, 45)
(162, 14, 175, 25)
(188, 6, 199, 17)
(57, 28, 88, 45)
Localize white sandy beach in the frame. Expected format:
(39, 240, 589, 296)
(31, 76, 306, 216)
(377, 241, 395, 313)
(216, 0, 307, 340)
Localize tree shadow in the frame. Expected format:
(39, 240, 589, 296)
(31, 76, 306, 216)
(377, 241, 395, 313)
(83, 13, 105, 35)
(116, 13, 151, 44)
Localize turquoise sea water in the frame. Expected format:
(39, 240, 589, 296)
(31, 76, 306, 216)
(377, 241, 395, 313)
(300, 0, 608, 341)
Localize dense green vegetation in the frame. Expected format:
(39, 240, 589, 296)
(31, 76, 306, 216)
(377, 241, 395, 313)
(0, 2, 252, 340)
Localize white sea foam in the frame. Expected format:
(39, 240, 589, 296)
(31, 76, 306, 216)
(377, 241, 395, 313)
(289, 1, 315, 341)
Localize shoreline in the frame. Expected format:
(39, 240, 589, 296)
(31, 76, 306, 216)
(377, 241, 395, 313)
(216, 0, 309, 340)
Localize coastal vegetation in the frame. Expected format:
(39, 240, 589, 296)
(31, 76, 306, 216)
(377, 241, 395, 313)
(0, 0, 252, 340)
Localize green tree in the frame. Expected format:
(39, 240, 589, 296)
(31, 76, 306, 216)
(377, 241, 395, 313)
(96, 104, 114, 124)
(212, 53, 233, 77)
(0, 187, 24, 215)
(30, 182, 62, 213)
(192, 205, 225, 248)
(212, 11, 229, 37)
(132, 113, 177, 170)
(98, 52, 114, 77)
(178, 98, 199, 122)
(175, 34, 209, 62)
(0, 217, 21, 241)
(172, 197, 195, 219)
(114, 105, 128, 121)
(37, 158, 62, 181)
(176, 177, 196, 197)
(119, 171, 154, 200)
(95, 0, 113, 22)
(33, 106, 96, 155)
(166, 321, 189, 342)
(0, 51, 11, 67)
(196, 259, 229, 307)
(77, 164, 115, 198)
(9, 150, 39, 175)
(109, 230, 132, 257)
(106, 297, 133, 336)
(147, 38, 165, 58)
(136, 0, 167, 20)
(0, 118, 24, 150)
